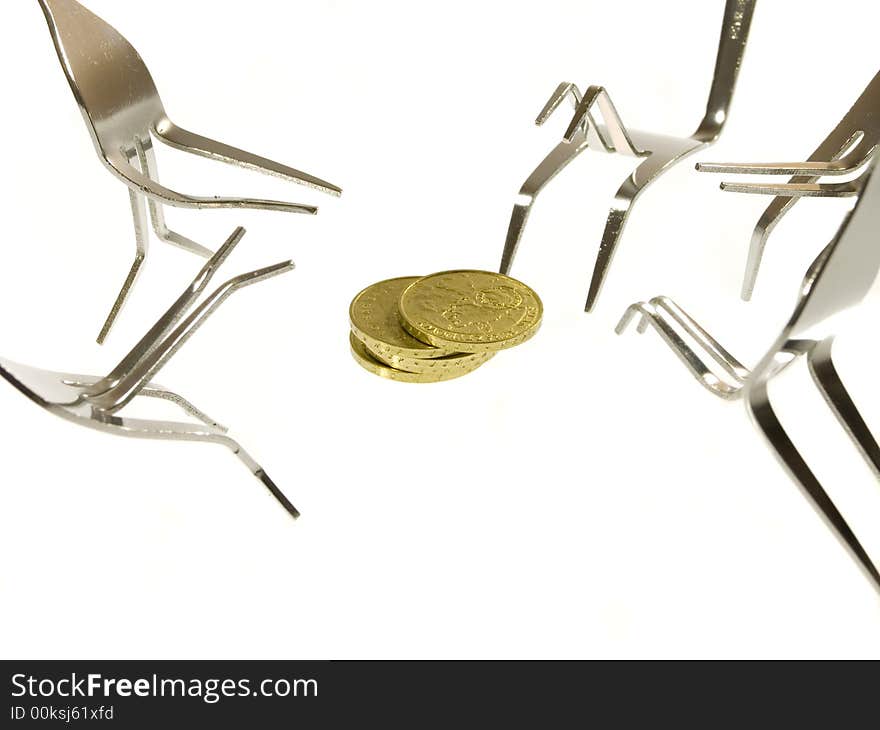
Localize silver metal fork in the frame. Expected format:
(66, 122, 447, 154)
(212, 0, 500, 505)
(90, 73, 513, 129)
(500, 0, 756, 312)
(0, 227, 300, 519)
(617, 153, 880, 590)
(697, 70, 880, 300)
(38, 0, 342, 344)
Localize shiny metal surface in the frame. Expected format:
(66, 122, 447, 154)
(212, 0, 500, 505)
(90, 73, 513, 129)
(0, 227, 300, 519)
(617, 153, 880, 590)
(500, 0, 755, 311)
(697, 71, 880, 300)
(37, 0, 342, 343)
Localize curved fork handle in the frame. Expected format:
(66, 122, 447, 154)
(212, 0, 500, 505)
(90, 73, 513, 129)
(693, 0, 757, 143)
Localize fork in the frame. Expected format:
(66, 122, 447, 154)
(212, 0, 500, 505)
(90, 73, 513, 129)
(617, 153, 880, 590)
(0, 227, 301, 519)
(696, 70, 880, 300)
(38, 0, 342, 343)
(499, 0, 756, 312)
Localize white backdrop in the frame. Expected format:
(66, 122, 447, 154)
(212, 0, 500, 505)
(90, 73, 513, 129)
(1, 0, 878, 658)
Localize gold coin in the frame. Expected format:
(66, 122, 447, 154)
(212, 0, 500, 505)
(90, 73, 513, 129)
(349, 277, 459, 360)
(362, 337, 495, 374)
(398, 270, 543, 353)
(349, 334, 485, 383)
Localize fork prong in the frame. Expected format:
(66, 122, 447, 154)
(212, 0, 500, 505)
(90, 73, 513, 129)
(98, 250, 145, 346)
(500, 202, 532, 276)
(135, 137, 214, 258)
(255, 469, 300, 520)
(741, 196, 801, 301)
(500, 133, 591, 275)
(97, 187, 150, 345)
(231, 444, 300, 520)
(88, 227, 247, 396)
(109, 156, 319, 214)
(91, 260, 295, 413)
(808, 338, 880, 480)
(563, 91, 596, 143)
(697, 160, 856, 176)
(719, 180, 862, 198)
(563, 86, 642, 156)
(649, 296, 750, 383)
(536, 82, 583, 126)
(737, 132, 874, 300)
(616, 297, 744, 399)
(614, 301, 652, 335)
(138, 384, 227, 432)
(747, 377, 880, 591)
(154, 120, 342, 197)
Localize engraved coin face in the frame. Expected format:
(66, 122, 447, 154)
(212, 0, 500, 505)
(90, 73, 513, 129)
(398, 270, 543, 352)
(349, 334, 484, 383)
(349, 277, 459, 359)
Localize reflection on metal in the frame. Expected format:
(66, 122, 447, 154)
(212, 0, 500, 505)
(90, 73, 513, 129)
(501, 0, 756, 312)
(618, 154, 880, 591)
(698, 71, 880, 300)
(38, 0, 341, 342)
(1, 228, 300, 519)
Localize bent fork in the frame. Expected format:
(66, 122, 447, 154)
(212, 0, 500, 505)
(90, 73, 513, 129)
(500, 0, 756, 312)
(38, 0, 342, 343)
(696, 70, 880, 300)
(1, 227, 301, 519)
(617, 154, 880, 590)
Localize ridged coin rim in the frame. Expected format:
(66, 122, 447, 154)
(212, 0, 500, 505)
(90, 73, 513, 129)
(361, 336, 495, 374)
(349, 276, 460, 359)
(349, 333, 485, 383)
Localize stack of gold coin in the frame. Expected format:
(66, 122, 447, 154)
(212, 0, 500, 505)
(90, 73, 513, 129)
(349, 270, 543, 383)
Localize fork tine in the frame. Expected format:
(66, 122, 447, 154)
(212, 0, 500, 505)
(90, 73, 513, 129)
(717, 127, 875, 300)
(232, 444, 300, 520)
(535, 82, 583, 126)
(85, 411, 300, 520)
(137, 384, 227, 431)
(719, 180, 862, 197)
(97, 250, 145, 346)
(696, 159, 863, 176)
(747, 376, 880, 591)
(499, 135, 591, 275)
(90, 260, 295, 413)
(616, 297, 744, 398)
(614, 301, 653, 335)
(96, 187, 149, 345)
(563, 86, 642, 156)
(154, 121, 342, 197)
(585, 205, 627, 313)
(86, 227, 246, 396)
(808, 338, 880, 479)
(740, 152, 870, 299)
(500, 203, 532, 276)
(256, 470, 300, 520)
(108, 155, 319, 214)
(134, 138, 214, 258)
(585, 145, 681, 312)
(741, 196, 801, 301)
(649, 296, 750, 383)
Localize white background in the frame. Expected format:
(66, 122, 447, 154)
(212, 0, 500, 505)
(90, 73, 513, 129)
(1, 0, 879, 658)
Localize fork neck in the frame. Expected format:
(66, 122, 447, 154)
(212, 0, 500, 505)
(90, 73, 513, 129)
(692, 0, 756, 143)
